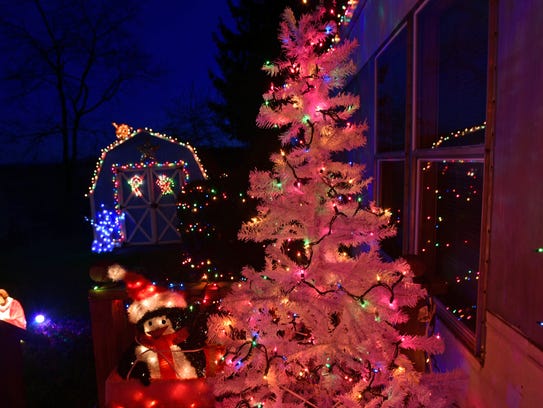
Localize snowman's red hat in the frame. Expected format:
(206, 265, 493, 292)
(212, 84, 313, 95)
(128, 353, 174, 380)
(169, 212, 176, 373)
(107, 264, 186, 323)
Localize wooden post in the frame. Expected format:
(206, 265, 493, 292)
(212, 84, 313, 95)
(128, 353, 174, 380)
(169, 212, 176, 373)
(0, 321, 27, 407)
(88, 287, 134, 408)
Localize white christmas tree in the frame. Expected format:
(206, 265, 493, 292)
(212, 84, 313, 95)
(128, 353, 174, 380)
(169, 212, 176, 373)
(208, 7, 449, 407)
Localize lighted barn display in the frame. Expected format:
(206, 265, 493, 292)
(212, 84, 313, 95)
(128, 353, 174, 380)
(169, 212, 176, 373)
(87, 124, 207, 252)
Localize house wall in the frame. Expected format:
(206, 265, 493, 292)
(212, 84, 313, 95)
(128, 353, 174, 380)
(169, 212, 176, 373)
(436, 313, 543, 408)
(343, 0, 419, 199)
(344, 0, 418, 69)
(486, 0, 543, 352)
(348, 0, 543, 406)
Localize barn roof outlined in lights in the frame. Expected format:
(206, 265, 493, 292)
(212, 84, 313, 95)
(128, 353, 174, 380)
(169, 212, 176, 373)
(87, 123, 207, 252)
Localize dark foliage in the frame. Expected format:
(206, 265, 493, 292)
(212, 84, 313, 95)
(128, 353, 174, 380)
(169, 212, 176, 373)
(1, 162, 98, 406)
(210, 0, 351, 172)
(177, 170, 265, 282)
(209, 0, 317, 171)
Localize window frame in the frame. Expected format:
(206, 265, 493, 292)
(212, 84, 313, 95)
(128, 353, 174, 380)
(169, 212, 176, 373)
(374, 23, 411, 252)
(412, 151, 485, 353)
(372, 0, 496, 358)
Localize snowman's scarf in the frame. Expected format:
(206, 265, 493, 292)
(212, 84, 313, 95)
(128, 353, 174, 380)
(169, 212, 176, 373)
(130, 328, 201, 380)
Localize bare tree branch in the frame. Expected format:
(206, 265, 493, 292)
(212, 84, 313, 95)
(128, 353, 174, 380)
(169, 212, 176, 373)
(0, 0, 159, 175)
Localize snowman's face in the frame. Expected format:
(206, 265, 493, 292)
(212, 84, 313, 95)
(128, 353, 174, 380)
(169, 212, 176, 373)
(143, 314, 175, 339)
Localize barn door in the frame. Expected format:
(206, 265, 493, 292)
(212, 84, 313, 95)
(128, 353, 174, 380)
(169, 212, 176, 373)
(115, 164, 187, 245)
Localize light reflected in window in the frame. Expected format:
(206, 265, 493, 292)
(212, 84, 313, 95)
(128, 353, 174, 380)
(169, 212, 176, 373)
(418, 160, 483, 332)
(379, 161, 404, 259)
(416, 0, 488, 149)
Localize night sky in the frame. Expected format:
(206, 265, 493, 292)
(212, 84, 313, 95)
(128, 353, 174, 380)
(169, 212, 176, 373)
(112, 1, 232, 127)
(0, 0, 233, 164)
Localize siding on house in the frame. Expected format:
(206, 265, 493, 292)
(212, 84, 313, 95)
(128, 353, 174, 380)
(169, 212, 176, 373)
(345, 0, 543, 406)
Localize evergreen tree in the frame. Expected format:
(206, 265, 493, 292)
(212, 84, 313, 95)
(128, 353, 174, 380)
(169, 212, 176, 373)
(209, 0, 347, 171)
(207, 7, 452, 407)
(210, 0, 289, 170)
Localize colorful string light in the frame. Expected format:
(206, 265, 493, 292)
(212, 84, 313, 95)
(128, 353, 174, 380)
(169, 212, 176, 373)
(88, 204, 125, 253)
(87, 124, 207, 196)
(207, 6, 447, 406)
(128, 174, 144, 197)
(86, 124, 207, 251)
(431, 123, 486, 149)
(156, 174, 175, 195)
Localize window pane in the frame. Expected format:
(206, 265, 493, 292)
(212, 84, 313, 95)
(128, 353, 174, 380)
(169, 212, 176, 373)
(340, 62, 375, 201)
(418, 160, 483, 332)
(376, 28, 407, 152)
(416, 0, 488, 148)
(379, 161, 404, 259)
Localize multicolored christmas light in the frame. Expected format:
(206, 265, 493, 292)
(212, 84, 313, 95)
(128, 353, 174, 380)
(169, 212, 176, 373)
(156, 174, 175, 195)
(206, 7, 453, 407)
(300, 0, 359, 26)
(88, 204, 125, 253)
(418, 160, 483, 330)
(87, 124, 207, 196)
(431, 123, 486, 149)
(177, 177, 259, 283)
(112, 160, 189, 212)
(86, 123, 207, 252)
(128, 174, 144, 197)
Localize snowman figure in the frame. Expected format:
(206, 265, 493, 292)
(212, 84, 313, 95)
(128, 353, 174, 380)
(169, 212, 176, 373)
(108, 265, 206, 385)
